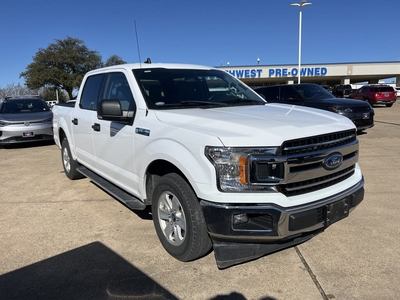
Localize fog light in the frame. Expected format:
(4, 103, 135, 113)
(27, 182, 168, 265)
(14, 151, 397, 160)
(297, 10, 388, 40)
(233, 213, 248, 225)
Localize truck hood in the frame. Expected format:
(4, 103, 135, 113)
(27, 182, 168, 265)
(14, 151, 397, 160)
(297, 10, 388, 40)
(154, 104, 355, 147)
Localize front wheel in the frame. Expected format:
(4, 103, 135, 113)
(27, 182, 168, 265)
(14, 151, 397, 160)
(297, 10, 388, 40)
(151, 173, 212, 262)
(61, 138, 84, 180)
(386, 103, 393, 107)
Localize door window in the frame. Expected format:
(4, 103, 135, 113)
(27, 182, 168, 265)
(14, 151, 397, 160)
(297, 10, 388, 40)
(102, 72, 136, 112)
(80, 74, 105, 110)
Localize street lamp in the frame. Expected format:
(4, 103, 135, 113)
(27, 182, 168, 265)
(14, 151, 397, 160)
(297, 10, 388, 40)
(291, 0, 312, 84)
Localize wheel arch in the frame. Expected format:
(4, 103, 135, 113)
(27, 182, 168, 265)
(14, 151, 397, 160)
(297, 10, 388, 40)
(145, 159, 191, 206)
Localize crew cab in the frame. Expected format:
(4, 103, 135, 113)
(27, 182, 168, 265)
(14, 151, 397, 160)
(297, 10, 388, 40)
(52, 63, 364, 268)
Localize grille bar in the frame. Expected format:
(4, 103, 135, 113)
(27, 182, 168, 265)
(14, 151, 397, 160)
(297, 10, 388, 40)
(279, 130, 356, 156)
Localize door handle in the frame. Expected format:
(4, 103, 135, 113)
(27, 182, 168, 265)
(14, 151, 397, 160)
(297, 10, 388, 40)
(92, 123, 101, 131)
(72, 118, 78, 125)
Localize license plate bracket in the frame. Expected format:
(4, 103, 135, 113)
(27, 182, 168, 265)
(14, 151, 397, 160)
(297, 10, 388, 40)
(326, 198, 349, 227)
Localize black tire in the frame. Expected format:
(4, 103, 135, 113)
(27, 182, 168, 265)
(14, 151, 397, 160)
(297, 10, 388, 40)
(386, 103, 393, 107)
(151, 173, 212, 262)
(61, 138, 84, 180)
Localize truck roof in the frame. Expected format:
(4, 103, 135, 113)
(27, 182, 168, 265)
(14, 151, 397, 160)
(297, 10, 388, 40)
(87, 63, 216, 75)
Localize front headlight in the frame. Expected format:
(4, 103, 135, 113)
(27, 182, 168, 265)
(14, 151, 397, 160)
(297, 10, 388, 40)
(0, 120, 11, 127)
(41, 117, 53, 123)
(329, 106, 353, 113)
(205, 146, 284, 192)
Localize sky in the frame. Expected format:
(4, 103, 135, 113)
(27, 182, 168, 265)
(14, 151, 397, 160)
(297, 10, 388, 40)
(1, 0, 400, 88)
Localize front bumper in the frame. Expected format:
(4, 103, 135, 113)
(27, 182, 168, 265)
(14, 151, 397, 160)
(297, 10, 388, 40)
(0, 124, 53, 144)
(201, 178, 364, 268)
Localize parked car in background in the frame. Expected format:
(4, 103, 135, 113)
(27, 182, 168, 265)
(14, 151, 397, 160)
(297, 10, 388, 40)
(254, 83, 374, 132)
(348, 85, 397, 107)
(395, 87, 400, 98)
(320, 84, 333, 93)
(331, 84, 357, 98)
(46, 100, 58, 108)
(0, 97, 53, 145)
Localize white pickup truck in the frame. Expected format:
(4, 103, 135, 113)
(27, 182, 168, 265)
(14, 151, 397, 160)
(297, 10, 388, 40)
(53, 63, 364, 268)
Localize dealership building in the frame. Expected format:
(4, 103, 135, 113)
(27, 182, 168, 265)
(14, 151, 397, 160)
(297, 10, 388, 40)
(219, 61, 400, 88)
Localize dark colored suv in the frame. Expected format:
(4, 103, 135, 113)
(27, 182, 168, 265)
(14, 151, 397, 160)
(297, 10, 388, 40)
(331, 84, 354, 98)
(348, 85, 396, 107)
(254, 83, 374, 132)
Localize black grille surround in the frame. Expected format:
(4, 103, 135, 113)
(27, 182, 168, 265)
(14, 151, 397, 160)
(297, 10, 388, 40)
(253, 129, 359, 197)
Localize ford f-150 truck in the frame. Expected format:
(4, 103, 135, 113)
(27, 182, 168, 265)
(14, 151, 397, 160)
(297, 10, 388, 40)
(52, 63, 364, 269)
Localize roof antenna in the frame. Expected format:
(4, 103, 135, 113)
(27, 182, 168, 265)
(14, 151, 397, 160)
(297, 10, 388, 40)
(134, 20, 142, 68)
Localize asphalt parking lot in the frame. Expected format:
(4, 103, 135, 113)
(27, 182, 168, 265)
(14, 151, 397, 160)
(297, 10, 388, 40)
(1, 102, 399, 300)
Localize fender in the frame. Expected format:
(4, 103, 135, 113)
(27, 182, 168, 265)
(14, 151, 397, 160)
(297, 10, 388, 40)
(136, 138, 219, 199)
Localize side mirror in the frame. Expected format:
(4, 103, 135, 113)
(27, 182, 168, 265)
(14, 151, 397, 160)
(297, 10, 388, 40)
(97, 99, 133, 125)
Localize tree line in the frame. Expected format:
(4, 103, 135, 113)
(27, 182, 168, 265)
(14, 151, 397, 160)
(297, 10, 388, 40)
(0, 36, 126, 101)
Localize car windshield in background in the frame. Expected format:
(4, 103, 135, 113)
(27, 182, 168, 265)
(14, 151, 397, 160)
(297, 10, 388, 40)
(292, 85, 335, 100)
(133, 68, 265, 109)
(0, 99, 50, 114)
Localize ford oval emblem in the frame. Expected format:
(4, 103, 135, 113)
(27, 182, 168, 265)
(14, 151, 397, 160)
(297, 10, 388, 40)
(323, 153, 343, 170)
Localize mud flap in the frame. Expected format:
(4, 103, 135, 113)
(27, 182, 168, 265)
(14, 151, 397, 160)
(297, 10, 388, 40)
(212, 233, 318, 269)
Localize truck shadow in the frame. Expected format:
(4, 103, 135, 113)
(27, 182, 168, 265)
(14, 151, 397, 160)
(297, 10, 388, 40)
(0, 241, 279, 300)
(0, 242, 178, 300)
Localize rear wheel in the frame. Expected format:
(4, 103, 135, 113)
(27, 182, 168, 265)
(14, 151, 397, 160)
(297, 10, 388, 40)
(61, 138, 84, 180)
(386, 103, 393, 107)
(151, 173, 212, 262)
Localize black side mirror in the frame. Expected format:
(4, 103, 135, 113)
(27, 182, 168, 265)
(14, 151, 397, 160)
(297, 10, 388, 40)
(97, 99, 133, 125)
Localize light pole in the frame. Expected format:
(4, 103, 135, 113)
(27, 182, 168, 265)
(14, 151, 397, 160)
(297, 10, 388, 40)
(291, 0, 312, 84)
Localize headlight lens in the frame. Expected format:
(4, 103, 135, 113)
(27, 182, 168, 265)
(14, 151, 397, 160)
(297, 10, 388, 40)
(329, 106, 353, 113)
(205, 146, 283, 192)
(0, 120, 11, 126)
(42, 117, 53, 123)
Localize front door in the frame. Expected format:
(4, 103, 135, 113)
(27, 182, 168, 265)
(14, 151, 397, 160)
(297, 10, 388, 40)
(91, 71, 140, 197)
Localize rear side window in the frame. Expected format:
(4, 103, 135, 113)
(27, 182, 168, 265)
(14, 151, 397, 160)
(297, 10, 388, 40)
(280, 86, 298, 102)
(80, 74, 105, 110)
(259, 86, 279, 102)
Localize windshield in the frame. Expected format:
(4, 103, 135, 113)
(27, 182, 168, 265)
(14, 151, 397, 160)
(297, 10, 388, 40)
(292, 84, 335, 101)
(133, 68, 265, 109)
(0, 99, 50, 114)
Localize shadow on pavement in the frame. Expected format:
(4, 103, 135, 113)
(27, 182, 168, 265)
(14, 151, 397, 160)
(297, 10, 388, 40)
(0, 242, 178, 300)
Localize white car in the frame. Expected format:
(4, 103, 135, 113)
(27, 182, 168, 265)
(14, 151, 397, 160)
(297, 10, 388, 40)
(395, 87, 400, 98)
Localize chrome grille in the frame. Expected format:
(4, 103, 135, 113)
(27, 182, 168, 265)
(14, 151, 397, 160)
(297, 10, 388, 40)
(264, 129, 358, 197)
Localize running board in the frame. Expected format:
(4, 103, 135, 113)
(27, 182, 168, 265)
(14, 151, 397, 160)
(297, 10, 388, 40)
(77, 166, 146, 210)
